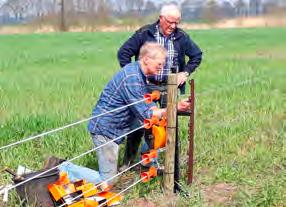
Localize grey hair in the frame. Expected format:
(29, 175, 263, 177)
(160, 4, 181, 18)
(139, 42, 167, 60)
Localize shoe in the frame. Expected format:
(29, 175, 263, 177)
(118, 164, 129, 172)
(43, 156, 66, 169)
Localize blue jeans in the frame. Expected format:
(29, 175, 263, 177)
(91, 134, 119, 184)
(58, 161, 102, 184)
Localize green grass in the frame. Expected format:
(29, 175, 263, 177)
(0, 27, 285, 206)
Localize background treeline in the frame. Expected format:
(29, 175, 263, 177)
(0, 0, 285, 30)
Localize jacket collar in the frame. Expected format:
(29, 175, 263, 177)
(136, 61, 148, 84)
(147, 20, 184, 39)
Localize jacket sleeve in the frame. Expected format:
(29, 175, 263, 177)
(117, 30, 143, 68)
(184, 34, 203, 74)
(122, 76, 155, 122)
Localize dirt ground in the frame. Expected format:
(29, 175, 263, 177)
(1, 15, 286, 34)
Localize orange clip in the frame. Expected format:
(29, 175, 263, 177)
(140, 166, 157, 183)
(141, 149, 158, 165)
(144, 116, 159, 129)
(144, 90, 160, 104)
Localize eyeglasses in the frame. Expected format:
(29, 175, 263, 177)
(163, 16, 180, 26)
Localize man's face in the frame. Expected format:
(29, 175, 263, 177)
(159, 15, 180, 36)
(145, 54, 166, 75)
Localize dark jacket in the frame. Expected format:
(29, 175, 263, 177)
(118, 21, 203, 78)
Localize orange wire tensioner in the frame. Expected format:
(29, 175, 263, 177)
(141, 149, 158, 165)
(144, 116, 160, 129)
(144, 90, 160, 104)
(144, 115, 167, 129)
(140, 166, 158, 183)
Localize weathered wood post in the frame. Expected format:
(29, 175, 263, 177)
(163, 74, 177, 195)
(60, 0, 66, 31)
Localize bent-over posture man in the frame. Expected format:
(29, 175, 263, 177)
(88, 42, 190, 185)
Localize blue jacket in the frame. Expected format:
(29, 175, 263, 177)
(117, 21, 203, 93)
(88, 61, 156, 144)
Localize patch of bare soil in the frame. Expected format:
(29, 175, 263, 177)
(125, 194, 179, 207)
(113, 170, 179, 206)
(202, 183, 237, 206)
(125, 197, 156, 207)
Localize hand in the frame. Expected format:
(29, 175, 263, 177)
(177, 99, 191, 111)
(151, 107, 167, 118)
(177, 72, 189, 86)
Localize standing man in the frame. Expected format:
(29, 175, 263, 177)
(117, 4, 203, 170)
(88, 42, 190, 185)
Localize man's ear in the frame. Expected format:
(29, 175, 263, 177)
(142, 56, 149, 65)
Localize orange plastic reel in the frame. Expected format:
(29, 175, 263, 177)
(152, 125, 166, 150)
(141, 149, 158, 165)
(140, 166, 158, 183)
(144, 116, 160, 129)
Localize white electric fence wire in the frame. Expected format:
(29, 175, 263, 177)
(0, 77, 266, 151)
(98, 176, 147, 207)
(0, 98, 147, 151)
(7, 124, 147, 192)
(0, 77, 267, 151)
(59, 147, 167, 207)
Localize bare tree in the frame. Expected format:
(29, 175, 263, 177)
(134, 0, 145, 14)
(220, 0, 235, 18)
(2, 0, 30, 20)
(181, 0, 204, 21)
(249, 0, 263, 16)
(144, 0, 157, 15)
(202, 0, 221, 22)
(124, 0, 136, 11)
(263, 0, 286, 15)
(235, 0, 247, 17)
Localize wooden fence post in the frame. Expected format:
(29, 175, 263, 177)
(163, 74, 177, 195)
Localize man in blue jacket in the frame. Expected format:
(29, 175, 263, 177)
(89, 42, 191, 184)
(117, 4, 203, 170)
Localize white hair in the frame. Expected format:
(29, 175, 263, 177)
(160, 4, 181, 18)
(139, 42, 167, 60)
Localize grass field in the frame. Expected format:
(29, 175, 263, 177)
(0, 27, 285, 206)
